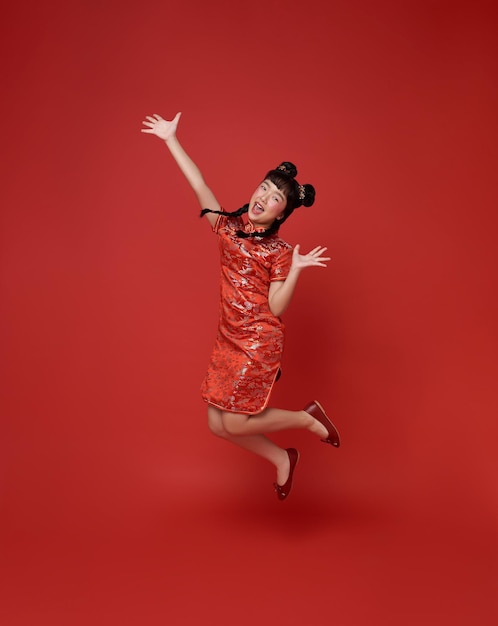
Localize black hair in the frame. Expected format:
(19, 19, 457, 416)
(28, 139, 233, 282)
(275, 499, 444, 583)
(200, 161, 316, 239)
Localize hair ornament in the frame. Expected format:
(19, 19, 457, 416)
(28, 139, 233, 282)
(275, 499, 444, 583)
(274, 162, 298, 179)
(298, 185, 306, 201)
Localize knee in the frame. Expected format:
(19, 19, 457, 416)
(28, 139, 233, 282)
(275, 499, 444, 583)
(207, 408, 229, 438)
(221, 412, 246, 436)
(208, 419, 229, 438)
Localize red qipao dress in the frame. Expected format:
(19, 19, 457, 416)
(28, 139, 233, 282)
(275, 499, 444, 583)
(200, 214, 293, 415)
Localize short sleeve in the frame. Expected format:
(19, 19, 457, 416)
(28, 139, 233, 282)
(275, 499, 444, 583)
(212, 213, 243, 234)
(270, 246, 293, 282)
(212, 213, 228, 233)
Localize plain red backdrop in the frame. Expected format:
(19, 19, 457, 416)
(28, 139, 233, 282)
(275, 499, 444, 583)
(1, 1, 497, 624)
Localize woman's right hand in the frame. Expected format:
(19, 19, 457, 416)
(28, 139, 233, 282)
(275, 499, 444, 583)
(141, 112, 181, 142)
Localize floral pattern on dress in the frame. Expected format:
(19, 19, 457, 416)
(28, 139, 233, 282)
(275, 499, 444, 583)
(201, 215, 293, 415)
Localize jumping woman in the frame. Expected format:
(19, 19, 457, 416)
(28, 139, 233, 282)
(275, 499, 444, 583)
(141, 112, 340, 500)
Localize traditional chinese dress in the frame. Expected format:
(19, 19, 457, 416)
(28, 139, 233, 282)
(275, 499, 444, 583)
(201, 214, 293, 415)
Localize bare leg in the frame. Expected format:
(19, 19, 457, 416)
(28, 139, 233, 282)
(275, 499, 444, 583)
(207, 406, 291, 485)
(220, 407, 328, 439)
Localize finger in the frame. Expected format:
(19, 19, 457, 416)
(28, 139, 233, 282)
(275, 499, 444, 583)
(316, 257, 331, 262)
(145, 116, 157, 122)
(173, 111, 182, 123)
(294, 244, 300, 252)
(142, 120, 154, 127)
(141, 129, 154, 133)
(153, 114, 164, 120)
(308, 246, 325, 256)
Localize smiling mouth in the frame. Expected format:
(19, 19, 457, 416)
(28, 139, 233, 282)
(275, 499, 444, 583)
(252, 202, 264, 215)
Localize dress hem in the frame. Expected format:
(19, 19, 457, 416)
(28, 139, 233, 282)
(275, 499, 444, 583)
(202, 368, 280, 416)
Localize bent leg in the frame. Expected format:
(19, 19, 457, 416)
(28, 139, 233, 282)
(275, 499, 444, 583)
(221, 407, 328, 439)
(207, 405, 291, 485)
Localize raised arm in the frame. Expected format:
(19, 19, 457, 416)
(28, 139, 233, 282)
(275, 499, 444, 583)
(268, 245, 331, 317)
(141, 113, 220, 227)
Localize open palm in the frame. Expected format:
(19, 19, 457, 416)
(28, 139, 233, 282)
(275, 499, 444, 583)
(141, 112, 181, 142)
(292, 245, 330, 270)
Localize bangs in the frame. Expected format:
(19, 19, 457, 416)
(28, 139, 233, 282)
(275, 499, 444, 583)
(266, 171, 295, 199)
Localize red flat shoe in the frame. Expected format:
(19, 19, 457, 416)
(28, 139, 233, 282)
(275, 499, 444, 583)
(304, 401, 341, 447)
(274, 448, 299, 501)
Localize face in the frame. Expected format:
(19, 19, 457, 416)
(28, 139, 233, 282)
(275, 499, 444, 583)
(247, 179, 287, 229)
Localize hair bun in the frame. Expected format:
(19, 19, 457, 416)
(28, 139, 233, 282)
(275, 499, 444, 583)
(300, 183, 316, 207)
(275, 161, 298, 178)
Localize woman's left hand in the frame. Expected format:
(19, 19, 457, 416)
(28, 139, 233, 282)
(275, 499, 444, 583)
(291, 245, 331, 270)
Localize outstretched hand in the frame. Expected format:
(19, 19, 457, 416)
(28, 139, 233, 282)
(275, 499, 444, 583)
(291, 245, 331, 270)
(141, 112, 181, 142)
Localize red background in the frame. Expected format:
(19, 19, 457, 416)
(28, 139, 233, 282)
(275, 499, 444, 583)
(1, 1, 497, 624)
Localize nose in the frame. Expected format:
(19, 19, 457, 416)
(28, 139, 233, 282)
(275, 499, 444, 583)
(259, 189, 270, 203)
